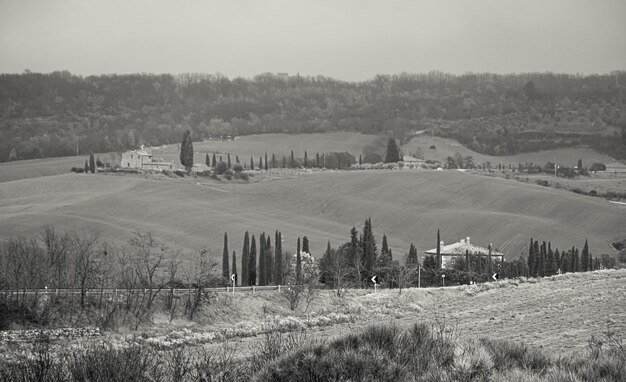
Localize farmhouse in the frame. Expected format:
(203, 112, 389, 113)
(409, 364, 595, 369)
(425, 237, 504, 268)
(121, 146, 179, 171)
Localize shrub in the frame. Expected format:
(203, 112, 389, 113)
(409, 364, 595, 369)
(173, 170, 185, 177)
(216, 161, 229, 175)
(237, 172, 249, 181)
(430, 145, 436, 149)
(232, 164, 243, 173)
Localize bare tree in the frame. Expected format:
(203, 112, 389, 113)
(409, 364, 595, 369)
(392, 263, 415, 295)
(183, 249, 218, 320)
(129, 232, 166, 309)
(38, 225, 70, 288)
(71, 230, 101, 308)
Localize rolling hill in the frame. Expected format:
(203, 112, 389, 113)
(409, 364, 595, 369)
(403, 134, 624, 169)
(0, 170, 623, 264)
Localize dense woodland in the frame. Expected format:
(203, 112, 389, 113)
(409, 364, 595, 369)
(1, 71, 625, 162)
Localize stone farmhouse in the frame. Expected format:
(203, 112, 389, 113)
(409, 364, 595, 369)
(120, 146, 180, 171)
(425, 237, 504, 268)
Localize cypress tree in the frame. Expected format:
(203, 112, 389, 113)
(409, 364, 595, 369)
(84, 160, 89, 173)
(573, 248, 581, 272)
(527, 238, 535, 277)
(465, 249, 471, 274)
(272, 153, 276, 168)
(384, 137, 400, 163)
(282, 156, 286, 168)
(212, 153, 217, 168)
(266, 235, 272, 284)
(290, 150, 295, 168)
(227, 153, 231, 168)
(219, 156, 223, 162)
(538, 241, 546, 277)
(322, 154, 326, 168)
(316, 152, 320, 167)
(304, 151, 308, 167)
(581, 239, 589, 272)
(242, 232, 249, 286)
(264, 153, 268, 170)
(381, 234, 389, 259)
(205, 153, 210, 166)
(302, 236, 310, 254)
(275, 231, 283, 285)
(363, 218, 377, 272)
(232, 251, 237, 285)
(249, 235, 257, 286)
(546, 245, 555, 276)
(259, 232, 266, 286)
(488, 244, 494, 276)
(250, 156, 254, 170)
(296, 237, 302, 284)
(436, 229, 442, 269)
(222, 232, 229, 279)
(259, 156, 262, 170)
(180, 130, 194, 170)
(407, 243, 418, 266)
(554, 249, 561, 273)
(89, 153, 96, 173)
(359, 154, 362, 165)
(236, 155, 239, 163)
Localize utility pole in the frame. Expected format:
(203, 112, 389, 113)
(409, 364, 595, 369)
(76, 136, 79, 156)
(418, 264, 421, 288)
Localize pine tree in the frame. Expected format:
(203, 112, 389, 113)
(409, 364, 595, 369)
(436, 229, 442, 269)
(249, 235, 257, 286)
(296, 237, 302, 284)
(581, 239, 589, 272)
(259, 232, 266, 286)
(572, 248, 580, 272)
(381, 234, 389, 259)
(302, 236, 310, 254)
(264, 153, 268, 170)
(205, 153, 210, 166)
(232, 251, 237, 286)
(384, 138, 400, 163)
(212, 153, 217, 168)
(180, 130, 194, 170)
(546, 245, 556, 276)
(554, 249, 561, 273)
(304, 151, 308, 167)
(227, 153, 231, 168)
(272, 153, 276, 168)
(89, 153, 96, 173)
(350, 226, 362, 288)
(222, 232, 229, 279)
(242, 232, 249, 286)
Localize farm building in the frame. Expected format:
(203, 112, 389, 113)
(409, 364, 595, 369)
(121, 146, 180, 171)
(425, 237, 503, 268)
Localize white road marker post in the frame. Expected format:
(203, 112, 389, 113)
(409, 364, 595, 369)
(231, 274, 236, 293)
(371, 275, 377, 293)
(442, 274, 445, 287)
(418, 265, 421, 289)
(492, 273, 498, 281)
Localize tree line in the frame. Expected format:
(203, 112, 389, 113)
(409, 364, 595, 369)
(2, 71, 624, 163)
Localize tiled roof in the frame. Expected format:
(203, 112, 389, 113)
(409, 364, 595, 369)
(425, 239, 503, 256)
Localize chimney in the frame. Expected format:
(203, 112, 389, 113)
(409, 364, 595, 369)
(440, 240, 444, 247)
(466, 237, 470, 244)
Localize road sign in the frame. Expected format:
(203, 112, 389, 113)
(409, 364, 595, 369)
(371, 275, 377, 284)
(231, 274, 236, 282)
(492, 273, 499, 281)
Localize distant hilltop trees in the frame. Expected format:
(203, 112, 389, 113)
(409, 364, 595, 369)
(1, 71, 625, 162)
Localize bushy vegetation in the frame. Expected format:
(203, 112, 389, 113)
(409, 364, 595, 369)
(2, 322, 623, 381)
(2, 71, 624, 162)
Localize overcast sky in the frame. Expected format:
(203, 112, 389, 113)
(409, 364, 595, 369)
(1, 0, 624, 81)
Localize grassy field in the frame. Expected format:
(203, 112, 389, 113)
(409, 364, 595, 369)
(0, 169, 623, 263)
(404, 134, 625, 169)
(0, 155, 88, 183)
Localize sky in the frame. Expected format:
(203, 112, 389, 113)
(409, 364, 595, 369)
(1, 0, 625, 81)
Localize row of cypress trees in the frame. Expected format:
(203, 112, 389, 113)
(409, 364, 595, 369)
(221, 230, 312, 286)
(204, 150, 355, 170)
(527, 238, 597, 277)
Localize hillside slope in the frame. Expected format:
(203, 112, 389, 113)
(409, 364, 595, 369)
(0, 170, 623, 261)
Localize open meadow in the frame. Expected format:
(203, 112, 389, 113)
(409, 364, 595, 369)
(0, 168, 624, 262)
